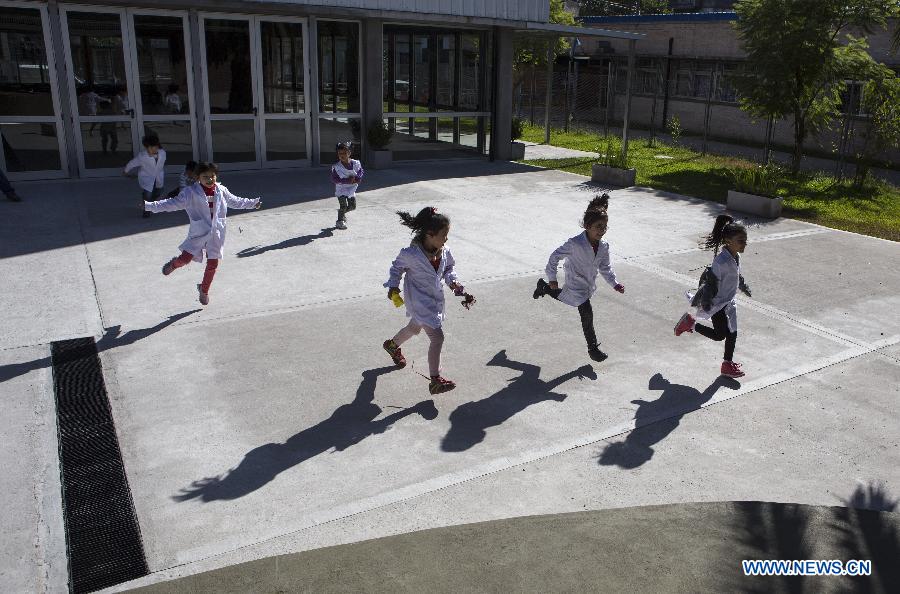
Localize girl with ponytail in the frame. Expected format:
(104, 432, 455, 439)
(533, 193, 625, 363)
(673, 214, 753, 378)
(382, 207, 476, 395)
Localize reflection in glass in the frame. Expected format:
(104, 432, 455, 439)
(141, 121, 193, 165)
(211, 119, 255, 162)
(134, 15, 189, 115)
(459, 34, 481, 110)
(68, 12, 126, 116)
(436, 35, 454, 108)
(318, 21, 359, 113)
(204, 19, 252, 114)
(388, 116, 487, 161)
(412, 35, 430, 108)
(1, 123, 61, 171)
(392, 33, 409, 105)
(265, 119, 306, 161)
(319, 118, 361, 160)
(262, 22, 304, 114)
(0, 7, 54, 116)
(81, 121, 132, 169)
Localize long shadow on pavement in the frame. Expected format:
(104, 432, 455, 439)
(173, 366, 437, 502)
(0, 309, 199, 383)
(441, 349, 597, 452)
(597, 373, 740, 469)
(236, 227, 336, 258)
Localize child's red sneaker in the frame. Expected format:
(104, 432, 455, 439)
(383, 339, 406, 368)
(674, 312, 696, 336)
(162, 257, 176, 276)
(429, 375, 456, 395)
(197, 284, 209, 306)
(720, 361, 745, 378)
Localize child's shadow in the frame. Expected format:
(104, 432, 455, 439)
(597, 373, 741, 469)
(173, 366, 437, 502)
(441, 350, 597, 452)
(236, 227, 336, 258)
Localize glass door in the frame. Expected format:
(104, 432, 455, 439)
(128, 11, 197, 172)
(60, 7, 139, 176)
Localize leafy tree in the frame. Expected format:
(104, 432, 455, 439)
(578, 0, 671, 16)
(854, 63, 900, 186)
(732, 0, 892, 175)
(515, 0, 577, 67)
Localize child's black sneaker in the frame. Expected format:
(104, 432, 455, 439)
(533, 278, 548, 299)
(383, 339, 407, 368)
(588, 346, 608, 362)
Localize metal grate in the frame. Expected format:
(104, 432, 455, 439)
(51, 338, 149, 593)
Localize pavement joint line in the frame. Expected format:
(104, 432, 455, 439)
(136, 335, 899, 580)
(626, 259, 869, 349)
(76, 193, 109, 333)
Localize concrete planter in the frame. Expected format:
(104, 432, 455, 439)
(369, 149, 392, 169)
(510, 141, 526, 160)
(591, 163, 636, 187)
(726, 189, 784, 218)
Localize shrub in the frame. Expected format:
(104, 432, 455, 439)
(666, 115, 682, 146)
(598, 137, 629, 169)
(511, 117, 525, 141)
(367, 120, 393, 150)
(728, 164, 782, 198)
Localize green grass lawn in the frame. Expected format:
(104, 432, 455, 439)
(519, 125, 900, 241)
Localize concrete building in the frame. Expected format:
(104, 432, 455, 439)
(0, 0, 640, 181)
(571, 12, 899, 162)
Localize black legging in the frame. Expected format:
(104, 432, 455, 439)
(695, 309, 737, 361)
(548, 288, 598, 348)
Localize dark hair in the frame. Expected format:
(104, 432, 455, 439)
(194, 161, 219, 177)
(142, 134, 160, 148)
(582, 193, 609, 228)
(184, 160, 197, 173)
(701, 214, 747, 253)
(397, 207, 450, 244)
(336, 141, 352, 152)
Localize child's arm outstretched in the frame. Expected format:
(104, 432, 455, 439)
(597, 245, 625, 293)
(443, 251, 476, 309)
(144, 190, 190, 213)
(122, 155, 141, 177)
(384, 251, 408, 300)
(221, 187, 262, 210)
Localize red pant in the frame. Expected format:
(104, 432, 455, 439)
(171, 251, 218, 294)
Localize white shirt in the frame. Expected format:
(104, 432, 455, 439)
(332, 159, 364, 198)
(692, 249, 740, 332)
(124, 148, 167, 192)
(545, 232, 619, 307)
(384, 242, 460, 329)
(144, 183, 259, 260)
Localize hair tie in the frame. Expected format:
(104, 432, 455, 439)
(431, 207, 437, 214)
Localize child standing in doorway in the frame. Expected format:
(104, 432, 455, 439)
(673, 214, 752, 378)
(383, 207, 476, 395)
(144, 162, 262, 306)
(533, 194, 625, 362)
(123, 134, 166, 218)
(331, 141, 364, 230)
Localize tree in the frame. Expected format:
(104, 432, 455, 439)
(732, 0, 892, 175)
(578, 0, 671, 16)
(854, 64, 900, 186)
(515, 0, 577, 67)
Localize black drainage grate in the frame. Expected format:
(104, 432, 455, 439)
(51, 337, 149, 593)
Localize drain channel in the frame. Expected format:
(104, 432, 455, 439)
(51, 337, 148, 593)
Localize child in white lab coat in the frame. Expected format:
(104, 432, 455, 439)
(144, 162, 261, 306)
(123, 134, 166, 218)
(330, 141, 364, 230)
(533, 194, 625, 362)
(673, 214, 752, 378)
(383, 207, 476, 395)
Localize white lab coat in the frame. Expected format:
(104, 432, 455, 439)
(145, 183, 259, 261)
(690, 249, 740, 332)
(331, 159, 364, 198)
(124, 149, 167, 192)
(545, 232, 619, 307)
(384, 241, 460, 329)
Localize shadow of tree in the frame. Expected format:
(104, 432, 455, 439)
(441, 350, 597, 452)
(173, 366, 437, 502)
(236, 227, 336, 258)
(596, 373, 740, 469)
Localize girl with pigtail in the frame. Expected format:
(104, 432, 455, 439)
(383, 207, 476, 395)
(673, 214, 752, 378)
(533, 193, 625, 362)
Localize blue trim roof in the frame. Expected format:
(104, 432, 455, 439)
(579, 12, 737, 24)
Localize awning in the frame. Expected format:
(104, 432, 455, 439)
(517, 22, 644, 40)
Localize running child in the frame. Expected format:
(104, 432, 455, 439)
(123, 134, 166, 218)
(144, 161, 261, 306)
(533, 194, 625, 362)
(673, 214, 752, 378)
(166, 160, 197, 198)
(331, 141, 364, 230)
(383, 207, 476, 395)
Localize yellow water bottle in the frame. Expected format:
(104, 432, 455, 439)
(391, 291, 404, 308)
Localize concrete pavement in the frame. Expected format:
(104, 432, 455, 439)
(0, 160, 897, 592)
